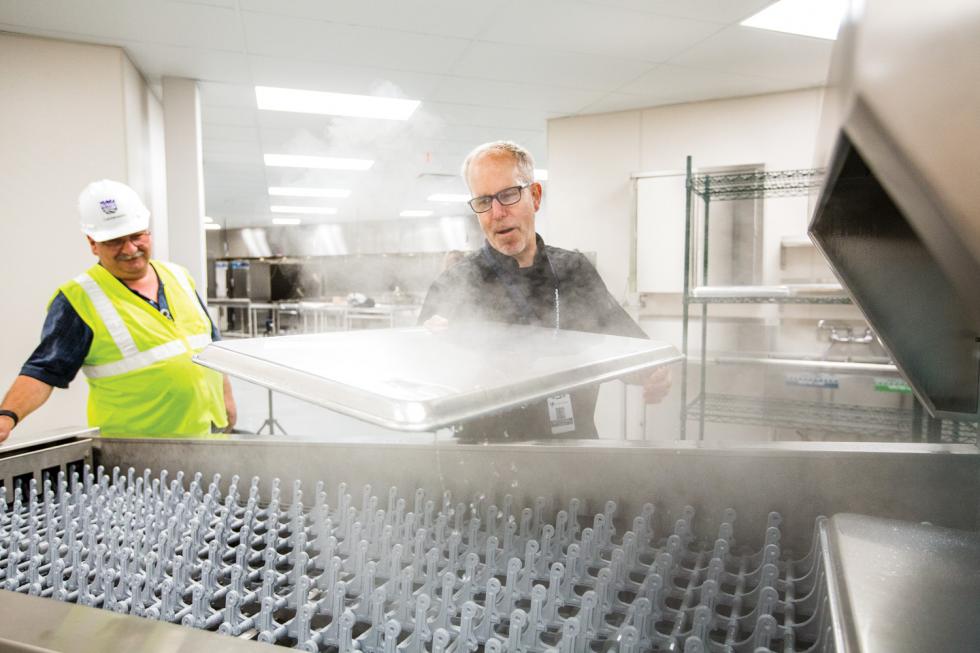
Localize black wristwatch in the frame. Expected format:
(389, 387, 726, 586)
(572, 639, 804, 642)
(0, 409, 19, 427)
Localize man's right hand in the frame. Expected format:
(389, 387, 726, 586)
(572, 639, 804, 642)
(0, 415, 15, 444)
(0, 375, 56, 445)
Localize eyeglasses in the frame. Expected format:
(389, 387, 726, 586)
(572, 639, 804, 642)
(468, 184, 530, 213)
(100, 231, 150, 249)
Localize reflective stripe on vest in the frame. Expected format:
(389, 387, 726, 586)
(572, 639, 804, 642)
(82, 333, 212, 379)
(73, 272, 140, 359)
(76, 270, 211, 380)
(157, 261, 211, 327)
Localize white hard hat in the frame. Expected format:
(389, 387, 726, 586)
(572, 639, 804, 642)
(78, 179, 150, 242)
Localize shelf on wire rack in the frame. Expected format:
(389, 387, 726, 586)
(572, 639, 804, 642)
(686, 393, 978, 443)
(689, 285, 852, 304)
(690, 168, 824, 200)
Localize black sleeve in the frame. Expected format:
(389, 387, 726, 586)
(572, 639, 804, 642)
(572, 253, 648, 339)
(19, 292, 93, 388)
(418, 278, 444, 325)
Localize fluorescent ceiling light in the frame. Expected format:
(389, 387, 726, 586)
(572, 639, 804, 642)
(270, 205, 339, 215)
(204, 223, 222, 231)
(272, 217, 302, 226)
(740, 0, 846, 40)
(268, 186, 351, 199)
(400, 210, 434, 218)
(534, 168, 549, 181)
(264, 154, 374, 171)
(256, 86, 420, 121)
(426, 193, 470, 203)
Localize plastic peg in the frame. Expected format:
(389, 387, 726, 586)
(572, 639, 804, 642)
(442, 531, 460, 572)
(752, 614, 778, 649)
(395, 567, 414, 623)
(557, 617, 580, 653)
(336, 609, 357, 653)
(484, 536, 500, 579)
(579, 591, 599, 640)
(293, 603, 315, 646)
(432, 571, 456, 632)
(381, 618, 401, 653)
(457, 601, 479, 652)
(431, 629, 451, 653)
(502, 557, 522, 615)
(486, 505, 499, 541)
(412, 592, 432, 643)
(476, 578, 502, 640)
(690, 605, 712, 642)
(218, 590, 244, 636)
(519, 508, 532, 541)
(524, 584, 547, 648)
(683, 637, 705, 653)
(544, 563, 564, 622)
(507, 609, 528, 653)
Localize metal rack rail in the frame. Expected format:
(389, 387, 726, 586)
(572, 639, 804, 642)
(681, 158, 833, 440)
(689, 168, 824, 201)
(687, 393, 978, 444)
(688, 287, 852, 305)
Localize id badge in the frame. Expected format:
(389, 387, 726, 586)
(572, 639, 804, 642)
(547, 393, 576, 435)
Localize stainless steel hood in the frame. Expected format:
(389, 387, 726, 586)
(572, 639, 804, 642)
(194, 325, 681, 431)
(809, 0, 980, 420)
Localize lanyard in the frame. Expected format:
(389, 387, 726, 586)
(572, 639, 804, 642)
(481, 245, 560, 329)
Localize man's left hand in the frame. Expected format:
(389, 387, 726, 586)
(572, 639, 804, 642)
(642, 367, 672, 404)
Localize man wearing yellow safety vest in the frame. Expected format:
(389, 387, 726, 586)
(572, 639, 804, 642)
(0, 180, 236, 443)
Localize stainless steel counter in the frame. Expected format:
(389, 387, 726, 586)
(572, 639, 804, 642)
(0, 591, 278, 653)
(821, 514, 980, 653)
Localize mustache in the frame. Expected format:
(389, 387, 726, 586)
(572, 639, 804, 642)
(115, 250, 145, 262)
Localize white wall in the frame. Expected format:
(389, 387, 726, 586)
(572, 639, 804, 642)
(0, 34, 165, 436)
(546, 88, 829, 439)
(548, 88, 825, 298)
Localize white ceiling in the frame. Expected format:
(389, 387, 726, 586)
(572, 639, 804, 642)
(0, 0, 833, 228)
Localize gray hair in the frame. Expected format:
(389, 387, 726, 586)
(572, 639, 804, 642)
(461, 141, 536, 189)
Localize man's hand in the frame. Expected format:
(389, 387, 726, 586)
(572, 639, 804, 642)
(0, 415, 15, 444)
(642, 367, 672, 404)
(223, 375, 237, 433)
(0, 376, 55, 444)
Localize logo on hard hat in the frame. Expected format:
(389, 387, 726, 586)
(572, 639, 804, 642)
(99, 199, 118, 215)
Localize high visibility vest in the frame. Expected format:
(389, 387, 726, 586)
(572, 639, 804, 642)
(58, 261, 227, 437)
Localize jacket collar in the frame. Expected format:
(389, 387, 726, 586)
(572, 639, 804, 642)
(482, 233, 547, 271)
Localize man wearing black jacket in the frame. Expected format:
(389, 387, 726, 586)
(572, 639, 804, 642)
(419, 141, 669, 441)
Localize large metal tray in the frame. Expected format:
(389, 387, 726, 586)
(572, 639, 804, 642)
(194, 324, 681, 432)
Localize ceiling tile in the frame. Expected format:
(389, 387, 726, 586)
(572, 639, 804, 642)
(3, 0, 244, 51)
(247, 55, 443, 99)
(202, 105, 258, 127)
(669, 25, 833, 83)
(123, 43, 251, 85)
(577, 91, 674, 115)
(450, 41, 655, 92)
(239, 0, 506, 40)
(428, 76, 603, 115)
(580, 0, 773, 24)
(202, 123, 260, 143)
(241, 11, 471, 75)
(476, 0, 720, 62)
(618, 64, 796, 103)
(198, 82, 256, 108)
(423, 102, 554, 131)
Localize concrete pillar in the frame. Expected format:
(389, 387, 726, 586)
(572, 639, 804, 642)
(162, 76, 206, 290)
